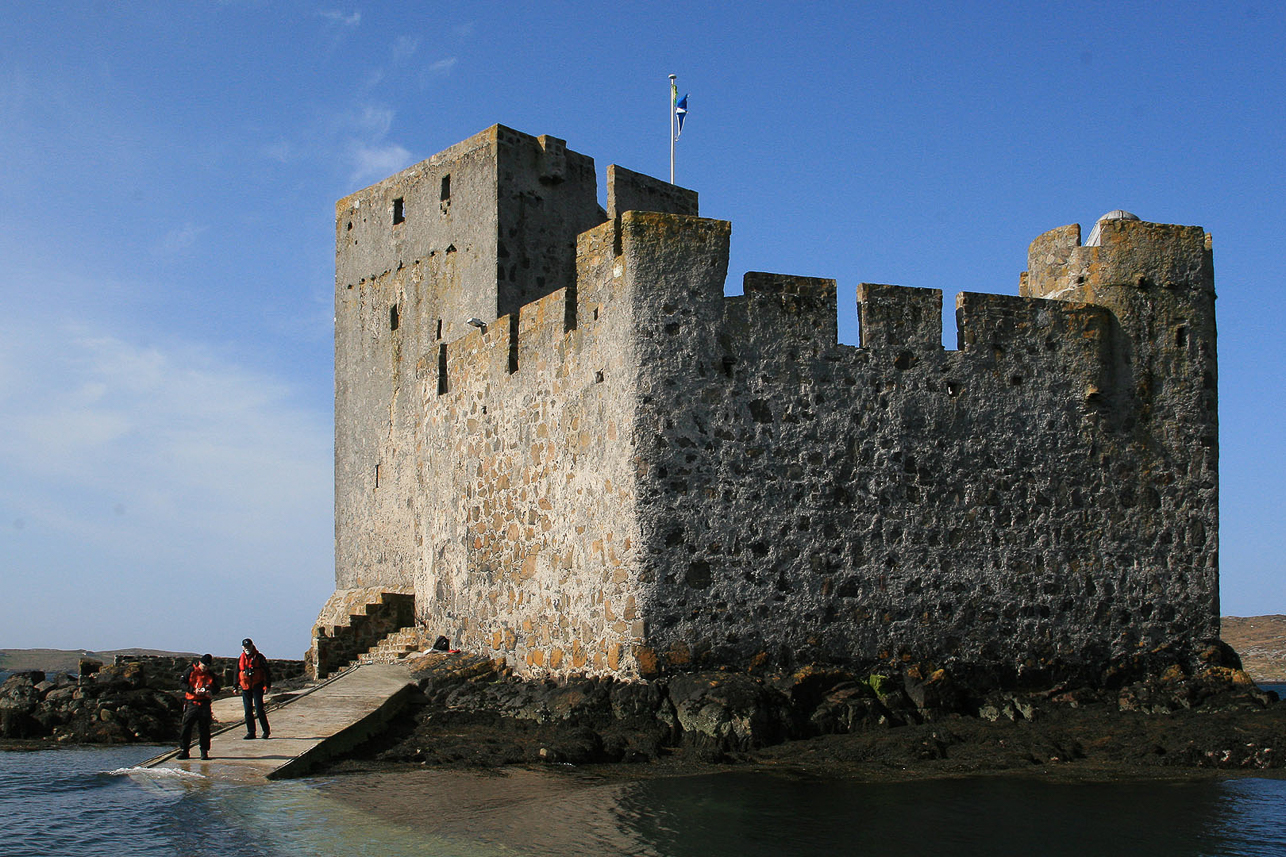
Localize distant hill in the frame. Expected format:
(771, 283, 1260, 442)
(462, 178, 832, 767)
(1222, 615, 1286, 683)
(2, 623, 1283, 685)
(0, 647, 198, 677)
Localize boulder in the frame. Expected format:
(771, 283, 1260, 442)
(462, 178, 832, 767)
(809, 684, 887, 734)
(0, 674, 41, 738)
(93, 662, 146, 689)
(903, 665, 966, 715)
(665, 671, 795, 753)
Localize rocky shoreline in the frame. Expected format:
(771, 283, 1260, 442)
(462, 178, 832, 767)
(320, 642, 1286, 780)
(4, 643, 1286, 782)
(0, 655, 307, 744)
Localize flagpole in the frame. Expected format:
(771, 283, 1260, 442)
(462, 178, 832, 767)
(669, 74, 676, 184)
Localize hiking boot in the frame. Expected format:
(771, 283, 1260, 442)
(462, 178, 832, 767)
(176, 751, 190, 760)
(243, 733, 256, 739)
(200, 752, 210, 760)
(262, 729, 270, 739)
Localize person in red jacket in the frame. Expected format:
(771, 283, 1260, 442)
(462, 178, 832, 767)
(177, 654, 219, 760)
(238, 638, 272, 739)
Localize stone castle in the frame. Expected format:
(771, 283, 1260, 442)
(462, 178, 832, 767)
(307, 124, 1218, 684)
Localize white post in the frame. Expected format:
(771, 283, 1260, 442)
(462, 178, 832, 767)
(669, 73, 676, 184)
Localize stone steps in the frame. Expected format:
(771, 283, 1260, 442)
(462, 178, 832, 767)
(306, 589, 416, 678)
(356, 627, 430, 665)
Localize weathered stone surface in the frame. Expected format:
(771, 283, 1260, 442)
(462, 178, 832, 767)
(322, 655, 1285, 774)
(666, 672, 795, 753)
(319, 126, 1219, 688)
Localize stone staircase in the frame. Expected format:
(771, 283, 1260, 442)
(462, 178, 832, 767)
(356, 627, 432, 665)
(306, 588, 416, 679)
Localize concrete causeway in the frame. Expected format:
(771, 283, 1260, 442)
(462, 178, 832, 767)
(143, 663, 418, 782)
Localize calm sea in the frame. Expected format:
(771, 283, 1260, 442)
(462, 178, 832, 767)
(2, 745, 1286, 857)
(1, 682, 1283, 856)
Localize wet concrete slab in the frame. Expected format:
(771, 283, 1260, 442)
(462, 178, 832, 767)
(143, 664, 418, 782)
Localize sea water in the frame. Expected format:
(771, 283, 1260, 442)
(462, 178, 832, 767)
(3, 744, 1286, 857)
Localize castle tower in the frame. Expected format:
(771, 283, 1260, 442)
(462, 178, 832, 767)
(1023, 212, 1219, 639)
(332, 126, 605, 595)
(312, 126, 1218, 685)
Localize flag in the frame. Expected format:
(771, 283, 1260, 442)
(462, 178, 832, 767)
(674, 94, 688, 138)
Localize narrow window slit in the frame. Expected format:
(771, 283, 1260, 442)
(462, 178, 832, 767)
(437, 344, 449, 395)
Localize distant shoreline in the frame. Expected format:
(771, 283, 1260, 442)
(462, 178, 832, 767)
(0, 648, 199, 677)
(6, 614, 1286, 681)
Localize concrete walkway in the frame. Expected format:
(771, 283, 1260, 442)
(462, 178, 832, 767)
(143, 663, 419, 782)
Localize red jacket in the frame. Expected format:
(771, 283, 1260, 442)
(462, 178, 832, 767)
(182, 664, 218, 705)
(238, 651, 271, 691)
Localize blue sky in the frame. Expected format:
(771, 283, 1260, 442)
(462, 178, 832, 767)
(1, 2, 1282, 659)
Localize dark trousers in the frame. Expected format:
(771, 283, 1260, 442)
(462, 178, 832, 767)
(242, 687, 269, 736)
(179, 702, 212, 753)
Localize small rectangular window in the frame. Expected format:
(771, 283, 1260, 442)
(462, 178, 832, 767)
(390, 304, 400, 331)
(440, 175, 450, 201)
(392, 197, 405, 225)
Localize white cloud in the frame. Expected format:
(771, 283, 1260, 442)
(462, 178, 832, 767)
(350, 143, 414, 183)
(320, 9, 361, 26)
(427, 57, 458, 76)
(351, 105, 394, 138)
(0, 312, 333, 655)
(392, 35, 420, 63)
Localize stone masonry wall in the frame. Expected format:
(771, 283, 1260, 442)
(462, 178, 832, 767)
(404, 224, 645, 672)
(328, 125, 1218, 685)
(334, 126, 603, 592)
(618, 211, 1217, 681)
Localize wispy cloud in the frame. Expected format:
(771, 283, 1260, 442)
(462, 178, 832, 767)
(0, 311, 332, 652)
(319, 9, 361, 26)
(350, 143, 414, 183)
(427, 57, 458, 76)
(355, 105, 395, 138)
(154, 223, 208, 256)
(392, 35, 420, 63)
(333, 104, 415, 182)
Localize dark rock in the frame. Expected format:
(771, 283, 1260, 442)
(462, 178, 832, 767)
(666, 671, 795, 752)
(314, 656, 1286, 777)
(783, 665, 858, 711)
(43, 686, 75, 704)
(94, 662, 146, 689)
(809, 685, 886, 734)
(903, 665, 966, 714)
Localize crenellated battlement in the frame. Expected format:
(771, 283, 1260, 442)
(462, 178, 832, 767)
(1023, 215, 1213, 301)
(323, 126, 1219, 685)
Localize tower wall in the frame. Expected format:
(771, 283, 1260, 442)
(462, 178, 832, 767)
(334, 126, 603, 592)
(325, 126, 1219, 684)
(618, 213, 1217, 680)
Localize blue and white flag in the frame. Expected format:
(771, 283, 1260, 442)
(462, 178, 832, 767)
(674, 94, 689, 138)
